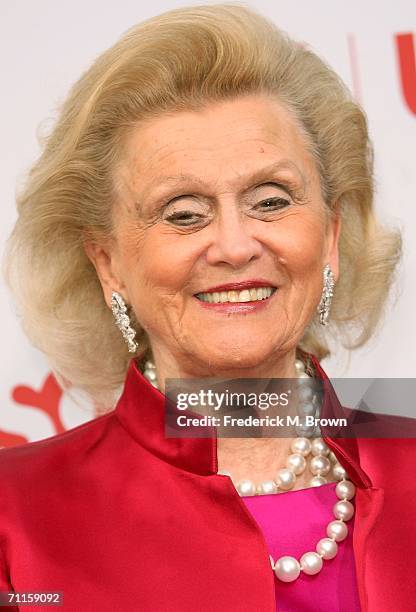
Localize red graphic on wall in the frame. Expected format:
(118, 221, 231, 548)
(0, 374, 66, 449)
(396, 32, 416, 115)
(0, 430, 28, 448)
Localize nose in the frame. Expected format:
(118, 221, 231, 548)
(205, 204, 263, 268)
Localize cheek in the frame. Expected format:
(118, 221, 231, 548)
(124, 226, 199, 297)
(268, 214, 327, 276)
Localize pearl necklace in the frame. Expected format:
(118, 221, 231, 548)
(141, 356, 356, 583)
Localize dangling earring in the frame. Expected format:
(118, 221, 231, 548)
(317, 264, 335, 326)
(111, 291, 139, 353)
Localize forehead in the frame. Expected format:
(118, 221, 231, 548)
(119, 94, 317, 197)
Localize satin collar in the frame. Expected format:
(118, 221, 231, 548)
(115, 354, 372, 488)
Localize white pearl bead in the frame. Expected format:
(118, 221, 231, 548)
(274, 556, 301, 582)
(328, 451, 338, 463)
(316, 538, 338, 559)
(276, 468, 296, 491)
(313, 425, 322, 437)
(333, 463, 348, 480)
(298, 372, 310, 379)
(309, 476, 327, 487)
(295, 423, 315, 438)
(300, 552, 323, 575)
(290, 437, 311, 456)
(311, 438, 329, 456)
(298, 385, 314, 402)
(312, 392, 322, 408)
(144, 368, 157, 381)
(310, 455, 331, 476)
(286, 453, 306, 475)
(333, 500, 355, 521)
(297, 402, 316, 417)
(257, 480, 278, 495)
(295, 359, 305, 373)
(326, 520, 348, 542)
(235, 479, 256, 496)
(313, 401, 321, 415)
(335, 480, 356, 500)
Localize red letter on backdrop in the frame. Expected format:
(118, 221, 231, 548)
(396, 33, 416, 115)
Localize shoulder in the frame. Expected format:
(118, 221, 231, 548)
(0, 410, 119, 487)
(0, 410, 129, 564)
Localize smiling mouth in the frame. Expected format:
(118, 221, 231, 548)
(195, 286, 277, 304)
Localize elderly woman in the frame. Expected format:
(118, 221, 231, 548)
(0, 4, 413, 611)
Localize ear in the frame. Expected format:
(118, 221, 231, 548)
(324, 204, 342, 282)
(83, 236, 127, 308)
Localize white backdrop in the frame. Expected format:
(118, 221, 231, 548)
(1, 0, 415, 446)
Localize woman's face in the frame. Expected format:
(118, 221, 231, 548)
(88, 94, 340, 375)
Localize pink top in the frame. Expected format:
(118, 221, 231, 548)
(241, 482, 361, 611)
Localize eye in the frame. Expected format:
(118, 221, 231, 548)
(161, 195, 212, 227)
(164, 210, 207, 226)
(256, 196, 291, 210)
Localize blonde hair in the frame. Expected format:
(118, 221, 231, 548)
(3, 3, 402, 411)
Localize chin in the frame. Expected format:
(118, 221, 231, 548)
(190, 342, 275, 373)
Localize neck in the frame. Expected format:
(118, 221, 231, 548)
(216, 437, 322, 491)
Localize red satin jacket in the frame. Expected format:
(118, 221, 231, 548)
(0, 356, 415, 611)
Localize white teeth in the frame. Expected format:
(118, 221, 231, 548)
(239, 290, 251, 302)
(196, 286, 275, 303)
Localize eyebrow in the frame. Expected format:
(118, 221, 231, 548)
(233, 160, 306, 191)
(137, 159, 306, 206)
(160, 160, 302, 188)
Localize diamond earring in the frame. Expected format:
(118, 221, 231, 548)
(111, 291, 139, 353)
(317, 264, 335, 326)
